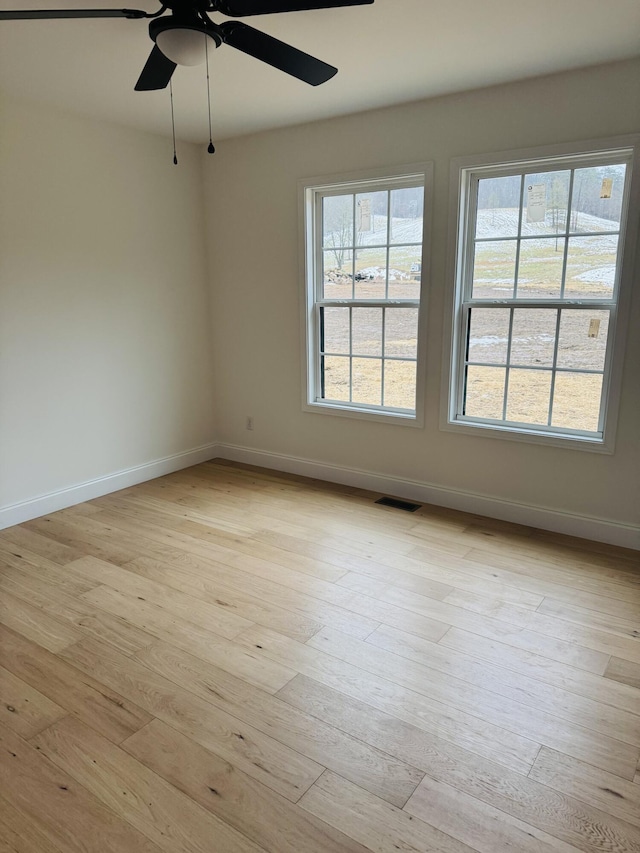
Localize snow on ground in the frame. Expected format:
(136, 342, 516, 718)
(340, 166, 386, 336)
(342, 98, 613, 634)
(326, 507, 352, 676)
(356, 267, 408, 280)
(328, 217, 423, 248)
(574, 266, 616, 285)
(476, 208, 618, 238)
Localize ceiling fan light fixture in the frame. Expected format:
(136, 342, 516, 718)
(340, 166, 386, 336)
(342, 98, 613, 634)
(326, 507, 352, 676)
(156, 28, 216, 66)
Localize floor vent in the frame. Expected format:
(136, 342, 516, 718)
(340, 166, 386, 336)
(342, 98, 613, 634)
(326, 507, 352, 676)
(375, 496, 421, 512)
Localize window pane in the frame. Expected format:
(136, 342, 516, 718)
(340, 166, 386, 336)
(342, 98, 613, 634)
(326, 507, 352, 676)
(510, 308, 557, 367)
(472, 240, 517, 299)
(556, 309, 609, 371)
(464, 366, 506, 419)
(520, 170, 570, 236)
(385, 308, 418, 358)
(383, 360, 416, 409)
(570, 164, 626, 233)
(388, 246, 421, 299)
(322, 356, 349, 402)
(321, 307, 349, 354)
(551, 373, 603, 432)
(323, 194, 353, 248)
(352, 357, 382, 406)
(323, 250, 352, 299)
(390, 186, 423, 245)
(516, 237, 565, 299)
(475, 175, 521, 239)
(565, 235, 618, 300)
(352, 308, 382, 356)
(354, 248, 386, 299)
(505, 369, 552, 425)
(468, 308, 510, 364)
(356, 190, 388, 246)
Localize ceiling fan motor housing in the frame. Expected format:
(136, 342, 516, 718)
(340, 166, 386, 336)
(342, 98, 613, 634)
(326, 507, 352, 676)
(150, 14, 222, 66)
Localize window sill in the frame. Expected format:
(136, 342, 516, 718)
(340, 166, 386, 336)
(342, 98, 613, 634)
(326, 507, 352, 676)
(441, 416, 614, 453)
(304, 400, 424, 428)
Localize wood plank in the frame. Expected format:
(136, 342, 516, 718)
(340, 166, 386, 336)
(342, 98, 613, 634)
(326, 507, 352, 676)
(350, 556, 599, 658)
(405, 773, 597, 853)
(0, 525, 82, 566)
(136, 640, 424, 807)
(306, 626, 636, 779)
(299, 770, 477, 853)
(528, 530, 640, 571)
(59, 637, 323, 801)
(83, 585, 295, 693)
(381, 587, 611, 674)
(278, 675, 640, 853)
(0, 722, 163, 853)
(123, 718, 372, 853)
(76, 508, 346, 584)
(604, 657, 640, 690)
(132, 550, 448, 644)
(0, 625, 152, 744)
(30, 716, 268, 853)
(461, 546, 640, 600)
(0, 666, 66, 738)
(336, 571, 391, 598)
(78, 548, 379, 641)
(457, 549, 640, 618)
(56, 505, 209, 565)
(537, 597, 640, 642)
(68, 555, 254, 639)
(0, 546, 95, 596)
(436, 627, 622, 696)
(0, 795, 66, 853)
(365, 623, 640, 747)
(453, 526, 639, 578)
(234, 625, 540, 774)
(251, 524, 466, 582)
(0, 590, 81, 652)
(24, 515, 142, 567)
(440, 588, 640, 664)
(253, 527, 541, 610)
(0, 570, 155, 656)
(529, 747, 640, 829)
(124, 555, 323, 642)
(425, 625, 640, 716)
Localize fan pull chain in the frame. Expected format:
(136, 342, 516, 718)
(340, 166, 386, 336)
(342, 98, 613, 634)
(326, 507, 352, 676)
(169, 79, 178, 165)
(205, 35, 215, 154)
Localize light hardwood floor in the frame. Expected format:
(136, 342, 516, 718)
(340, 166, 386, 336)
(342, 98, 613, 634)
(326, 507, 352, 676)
(1, 459, 639, 853)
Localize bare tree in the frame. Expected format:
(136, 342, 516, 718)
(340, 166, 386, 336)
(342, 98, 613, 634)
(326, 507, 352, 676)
(324, 196, 353, 270)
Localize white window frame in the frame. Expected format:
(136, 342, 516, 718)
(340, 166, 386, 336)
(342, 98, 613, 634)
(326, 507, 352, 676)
(442, 136, 640, 453)
(299, 163, 432, 427)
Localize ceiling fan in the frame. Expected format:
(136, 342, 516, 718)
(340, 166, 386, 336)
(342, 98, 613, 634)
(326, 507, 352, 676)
(0, 0, 374, 91)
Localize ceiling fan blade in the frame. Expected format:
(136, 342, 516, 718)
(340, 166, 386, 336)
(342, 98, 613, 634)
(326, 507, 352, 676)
(220, 21, 336, 86)
(215, 0, 373, 17)
(134, 44, 177, 91)
(0, 7, 148, 18)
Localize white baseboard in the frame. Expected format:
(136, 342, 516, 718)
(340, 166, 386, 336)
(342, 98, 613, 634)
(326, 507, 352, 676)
(0, 443, 219, 531)
(214, 443, 640, 551)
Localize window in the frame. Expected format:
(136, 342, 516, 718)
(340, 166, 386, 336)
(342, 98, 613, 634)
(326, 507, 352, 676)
(301, 166, 430, 423)
(447, 142, 638, 448)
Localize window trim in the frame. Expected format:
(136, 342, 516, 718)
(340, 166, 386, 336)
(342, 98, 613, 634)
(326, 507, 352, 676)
(299, 163, 433, 427)
(441, 135, 640, 453)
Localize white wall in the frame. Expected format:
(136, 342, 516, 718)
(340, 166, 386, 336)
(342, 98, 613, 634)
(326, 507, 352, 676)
(0, 94, 216, 521)
(203, 59, 640, 543)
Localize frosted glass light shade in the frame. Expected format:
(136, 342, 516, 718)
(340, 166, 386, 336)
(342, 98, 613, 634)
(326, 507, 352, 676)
(156, 29, 214, 66)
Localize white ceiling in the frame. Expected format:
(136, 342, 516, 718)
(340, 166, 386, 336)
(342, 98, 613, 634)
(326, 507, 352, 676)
(1, 0, 639, 143)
